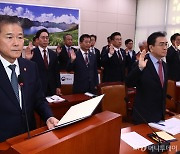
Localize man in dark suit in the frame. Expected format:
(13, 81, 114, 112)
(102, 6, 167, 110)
(66, 34, 98, 94)
(57, 34, 77, 71)
(0, 16, 58, 142)
(101, 32, 126, 82)
(90, 34, 101, 69)
(125, 39, 137, 75)
(126, 31, 168, 124)
(101, 36, 111, 57)
(26, 29, 61, 96)
(166, 33, 180, 81)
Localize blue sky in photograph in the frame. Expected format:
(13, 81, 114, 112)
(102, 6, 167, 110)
(0, 2, 79, 24)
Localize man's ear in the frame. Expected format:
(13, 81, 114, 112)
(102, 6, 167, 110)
(149, 45, 153, 52)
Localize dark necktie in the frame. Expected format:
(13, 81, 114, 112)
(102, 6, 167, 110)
(117, 50, 123, 61)
(67, 47, 71, 57)
(84, 53, 89, 66)
(158, 60, 164, 87)
(91, 48, 95, 54)
(8, 64, 20, 102)
(43, 50, 48, 69)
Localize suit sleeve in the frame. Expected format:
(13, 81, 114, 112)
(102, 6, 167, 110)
(33, 63, 53, 122)
(125, 61, 143, 87)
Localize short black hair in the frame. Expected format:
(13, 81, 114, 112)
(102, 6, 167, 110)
(35, 28, 49, 38)
(79, 34, 90, 42)
(63, 34, 72, 40)
(107, 36, 111, 43)
(0, 15, 22, 33)
(90, 34, 97, 41)
(147, 31, 166, 51)
(170, 33, 180, 43)
(33, 35, 38, 42)
(110, 32, 121, 40)
(125, 39, 133, 45)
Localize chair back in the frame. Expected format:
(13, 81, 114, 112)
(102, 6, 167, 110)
(98, 82, 127, 117)
(166, 80, 176, 111)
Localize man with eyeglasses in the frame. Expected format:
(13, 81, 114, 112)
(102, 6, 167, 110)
(25, 29, 61, 97)
(166, 33, 180, 81)
(101, 32, 126, 82)
(126, 31, 168, 124)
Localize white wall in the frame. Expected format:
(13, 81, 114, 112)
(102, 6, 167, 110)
(1, 0, 137, 50)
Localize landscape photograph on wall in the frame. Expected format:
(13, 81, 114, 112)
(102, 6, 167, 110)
(0, 2, 79, 46)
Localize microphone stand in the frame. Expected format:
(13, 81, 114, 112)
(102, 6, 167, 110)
(18, 75, 31, 139)
(124, 97, 170, 153)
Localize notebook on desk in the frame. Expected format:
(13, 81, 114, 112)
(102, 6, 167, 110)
(57, 94, 104, 126)
(32, 94, 104, 137)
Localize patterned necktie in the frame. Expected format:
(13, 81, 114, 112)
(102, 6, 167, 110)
(158, 60, 164, 87)
(8, 64, 20, 102)
(67, 47, 71, 57)
(43, 50, 48, 69)
(84, 52, 89, 65)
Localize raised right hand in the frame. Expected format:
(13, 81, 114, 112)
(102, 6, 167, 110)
(138, 49, 148, 69)
(70, 49, 76, 62)
(109, 44, 115, 55)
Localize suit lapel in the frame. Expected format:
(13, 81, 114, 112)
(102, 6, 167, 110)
(18, 58, 29, 111)
(0, 60, 21, 110)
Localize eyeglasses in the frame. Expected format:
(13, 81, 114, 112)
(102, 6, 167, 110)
(155, 42, 169, 48)
(40, 36, 49, 40)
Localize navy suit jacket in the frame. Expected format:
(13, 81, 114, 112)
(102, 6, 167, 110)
(57, 45, 77, 71)
(166, 45, 180, 81)
(125, 50, 137, 74)
(0, 58, 53, 142)
(126, 54, 168, 124)
(66, 50, 98, 94)
(101, 48, 126, 82)
(31, 47, 61, 96)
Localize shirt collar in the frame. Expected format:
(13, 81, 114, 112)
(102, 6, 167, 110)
(0, 54, 19, 69)
(38, 46, 48, 53)
(80, 48, 89, 55)
(114, 47, 121, 51)
(149, 53, 161, 64)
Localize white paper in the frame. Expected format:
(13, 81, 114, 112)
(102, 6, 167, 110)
(121, 131, 153, 149)
(149, 118, 180, 135)
(176, 81, 180, 86)
(57, 94, 104, 126)
(84, 92, 96, 97)
(46, 95, 65, 103)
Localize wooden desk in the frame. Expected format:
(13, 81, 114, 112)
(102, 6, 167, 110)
(120, 124, 180, 154)
(0, 111, 121, 154)
(176, 84, 180, 102)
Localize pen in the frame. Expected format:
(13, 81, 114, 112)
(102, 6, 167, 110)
(157, 123, 165, 126)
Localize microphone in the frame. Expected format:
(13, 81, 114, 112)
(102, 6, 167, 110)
(18, 75, 31, 139)
(124, 97, 170, 153)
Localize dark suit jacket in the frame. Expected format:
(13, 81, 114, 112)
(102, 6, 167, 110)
(0, 58, 53, 142)
(57, 45, 77, 71)
(125, 54, 168, 124)
(125, 50, 137, 74)
(66, 50, 98, 94)
(166, 45, 180, 81)
(91, 47, 101, 69)
(101, 48, 126, 82)
(31, 47, 61, 96)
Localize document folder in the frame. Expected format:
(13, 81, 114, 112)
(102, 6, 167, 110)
(32, 94, 104, 137)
